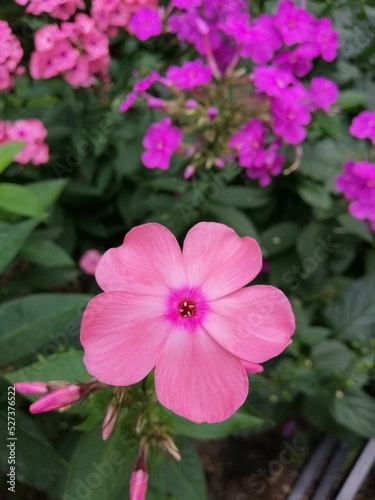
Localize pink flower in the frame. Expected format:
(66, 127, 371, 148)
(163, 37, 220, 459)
(129, 8, 162, 41)
(308, 76, 338, 112)
(271, 88, 311, 144)
(29, 384, 81, 414)
(336, 161, 375, 229)
(241, 14, 282, 63)
(313, 17, 339, 62)
(349, 111, 375, 142)
(81, 222, 295, 423)
(80, 249, 102, 275)
(273, 0, 314, 46)
(141, 118, 183, 170)
(14, 382, 48, 395)
(252, 66, 296, 98)
(166, 59, 212, 89)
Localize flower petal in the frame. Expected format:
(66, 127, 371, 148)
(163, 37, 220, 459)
(182, 222, 262, 299)
(155, 325, 248, 423)
(81, 292, 171, 386)
(203, 285, 295, 363)
(95, 223, 186, 294)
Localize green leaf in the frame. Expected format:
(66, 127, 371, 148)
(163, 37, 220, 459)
(27, 179, 68, 209)
(4, 349, 88, 385)
(207, 204, 259, 239)
(0, 294, 92, 366)
(0, 219, 39, 274)
(0, 411, 69, 496)
(148, 438, 207, 500)
(0, 183, 45, 217)
(337, 213, 374, 243)
(21, 237, 75, 268)
(261, 222, 300, 256)
(295, 326, 331, 345)
(16, 267, 80, 291)
(333, 392, 375, 438)
(325, 275, 375, 340)
(297, 180, 332, 210)
(218, 186, 271, 209)
(311, 340, 355, 375)
(0, 141, 24, 174)
(170, 408, 266, 440)
(336, 90, 368, 110)
(62, 428, 136, 500)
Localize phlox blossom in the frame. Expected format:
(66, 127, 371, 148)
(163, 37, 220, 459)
(166, 59, 212, 89)
(81, 222, 295, 423)
(141, 118, 182, 169)
(336, 161, 375, 231)
(349, 111, 375, 142)
(128, 8, 162, 41)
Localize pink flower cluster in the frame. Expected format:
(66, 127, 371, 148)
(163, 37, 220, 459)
(0, 119, 49, 165)
(15, 0, 85, 20)
(120, 1, 339, 184)
(91, 0, 159, 38)
(0, 21, 24, 92)
(30, 14, 110, 88)
(336, 110, 375, 231)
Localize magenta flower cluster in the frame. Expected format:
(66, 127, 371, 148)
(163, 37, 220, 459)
(15, 0, 85, 20)
(0, 21, 24, 92)
(336, 110, 375, 232)
(30, 14, 110, 88)
(0, 118, 49, 165)
(120, 0, 339, 185)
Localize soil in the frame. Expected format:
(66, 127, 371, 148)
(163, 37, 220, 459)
(194, 430, 375, 500)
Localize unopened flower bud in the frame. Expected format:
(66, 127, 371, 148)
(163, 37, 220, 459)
(185, 99, 198, 109)
(207, 107, 218, 121)
(130, 444, 148, 500)
(14, 381, 48, 395)
(29, 384, 81, 414)
(195, 17, 209, 35)
(183, 165, 195, 179)
(161, 436, 181, 461)
(242, 361, 264, 374)
(214, 158, 225, 168)
(130, 469, 148, 500)
(101, 403, 119, 441)
(79, 249, 102, 275)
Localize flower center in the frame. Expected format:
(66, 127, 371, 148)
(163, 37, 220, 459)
(178, 300, 196, 318)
